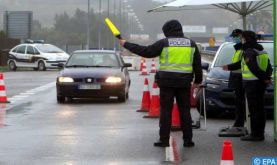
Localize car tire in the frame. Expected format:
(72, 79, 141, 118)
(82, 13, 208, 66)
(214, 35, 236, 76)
(38, 61, 46, 71)
(196, 89, 204, 116)
(57, 96, 65, 103)
(8, 61, 17, 71)
(126, 92, 129, 99)
(118, 91, 127, 102)
(67, 97, 73, 102)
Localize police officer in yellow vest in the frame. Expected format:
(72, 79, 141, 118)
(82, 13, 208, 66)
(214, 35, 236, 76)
(223, 29, 246, 128)
(119, 20, 202, 147)
(224, 31, 272, 141)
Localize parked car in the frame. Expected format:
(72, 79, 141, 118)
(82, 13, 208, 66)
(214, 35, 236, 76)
(196, 41, 274, 116)
(8, 40, 69, 71)
(56, 50, 132, 103)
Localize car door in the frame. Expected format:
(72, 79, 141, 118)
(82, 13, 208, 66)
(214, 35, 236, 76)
(15, 45, 27, 66)
(26, 46, 36, 67)
(119, 55, 130, 88)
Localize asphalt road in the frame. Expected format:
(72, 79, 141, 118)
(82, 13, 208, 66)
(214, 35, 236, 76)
(0, 69, 276, 165)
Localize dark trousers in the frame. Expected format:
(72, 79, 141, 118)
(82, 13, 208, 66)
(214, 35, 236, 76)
(244, 80, 266, 137)
(159, 86, 192, 142)
(233, 81, 245, 127)
(229, 73, 245, 127)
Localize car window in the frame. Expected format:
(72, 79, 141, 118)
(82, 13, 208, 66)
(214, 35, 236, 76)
(16, 46, 26, 54)
(33, 48, 40, 55)
(66, 52, 119, 67)
(261, 43, 274, 63)
(36, 44, 64, 53)
(12, 47, 18, 53)
(213, 43, 273, 67)
(26, 46, 35, 54)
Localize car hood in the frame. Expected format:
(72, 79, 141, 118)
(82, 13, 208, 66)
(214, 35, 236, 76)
(59, 67, 123, 78)
(207, 67, 230, 80)
(43, 53, 69, 60)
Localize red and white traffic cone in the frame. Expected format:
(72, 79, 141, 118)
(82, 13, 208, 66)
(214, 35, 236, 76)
(150, 59, 156, 73)
(140, 60, 149, 75)
(171, 101, 181, 131)
(220, 140, 235, 165)
(137, 78, 151, 112)
(144, 81, 160, 118)
(0, 73, 9, 103)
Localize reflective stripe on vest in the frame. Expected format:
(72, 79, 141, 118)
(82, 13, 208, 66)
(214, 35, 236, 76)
(159, 38, 194, 73)
(232, 50, 243, 73)
(241, 50, 269, 80)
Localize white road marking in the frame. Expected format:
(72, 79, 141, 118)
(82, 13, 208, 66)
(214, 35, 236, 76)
(8, 82, 56, 104)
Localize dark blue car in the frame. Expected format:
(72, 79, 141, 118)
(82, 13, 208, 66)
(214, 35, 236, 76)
(56, 50, 132, 103)
(197, 42, 274, 116)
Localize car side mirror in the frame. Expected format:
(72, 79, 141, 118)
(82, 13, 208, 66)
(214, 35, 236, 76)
(201, 62, 209, 70)
(123, 63, 132, 67)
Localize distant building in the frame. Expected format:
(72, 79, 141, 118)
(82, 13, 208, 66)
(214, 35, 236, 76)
(4, 11, 33, 39)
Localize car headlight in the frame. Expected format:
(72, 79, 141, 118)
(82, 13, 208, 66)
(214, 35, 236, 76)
(58, 77, 74, 83)
(105, 77, 122, 83)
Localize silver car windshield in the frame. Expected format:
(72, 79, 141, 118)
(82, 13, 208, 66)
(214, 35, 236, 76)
(214, 42, 273, 67)
(36, 44, 64, 53)
(66, 52, 120, 67)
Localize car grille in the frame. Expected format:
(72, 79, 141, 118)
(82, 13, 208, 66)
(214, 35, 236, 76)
(96, 78, 106, 83)
(73, 78, 106, 83)
(73, 78, 83, 82)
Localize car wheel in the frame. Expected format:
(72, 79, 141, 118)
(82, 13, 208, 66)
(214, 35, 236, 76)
(196, 89, 204, 116)
(67, 97, 73, 102)
(57, 96, 65, 103)
(8, 61, 17, 71)
(38, 61, 46, 71)
(118, 91, 127, 102)
(126, 92, 129, 99)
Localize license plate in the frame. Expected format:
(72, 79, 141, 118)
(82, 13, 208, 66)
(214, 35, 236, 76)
(79, 84, 101, 90)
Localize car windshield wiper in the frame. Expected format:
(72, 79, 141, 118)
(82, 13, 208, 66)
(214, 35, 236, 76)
(91, 65, 116, 67)
(66, 65, 92, 68)
(47, 51, 63, 53)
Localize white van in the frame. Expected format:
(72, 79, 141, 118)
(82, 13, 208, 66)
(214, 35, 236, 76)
(8, 42, 69, 71)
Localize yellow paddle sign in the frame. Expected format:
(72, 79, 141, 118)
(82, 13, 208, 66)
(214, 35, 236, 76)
(105, 18, 121, 39)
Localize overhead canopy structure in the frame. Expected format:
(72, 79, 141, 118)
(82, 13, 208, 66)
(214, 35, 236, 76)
(148, 0, 273, 30)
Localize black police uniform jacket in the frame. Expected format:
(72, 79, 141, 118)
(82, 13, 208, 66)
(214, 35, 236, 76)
(123, 20, 202, 88)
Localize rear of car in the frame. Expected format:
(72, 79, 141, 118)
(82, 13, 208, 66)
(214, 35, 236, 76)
(56, 50, 131, 103)
(8, 42, 69, 71)
(197, 42, 274, 116)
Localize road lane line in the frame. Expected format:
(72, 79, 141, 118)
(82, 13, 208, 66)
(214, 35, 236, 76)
(8, 81, 56, 104)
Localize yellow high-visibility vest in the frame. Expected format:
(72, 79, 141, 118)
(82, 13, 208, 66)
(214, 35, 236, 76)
(159, 38, 195, 73)
(231, 50, 243, 73)
(241, 50, 269, 80)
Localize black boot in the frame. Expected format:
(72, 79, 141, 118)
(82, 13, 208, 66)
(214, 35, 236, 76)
(183, 140, 195, 147)
(154, 140, 169, 147)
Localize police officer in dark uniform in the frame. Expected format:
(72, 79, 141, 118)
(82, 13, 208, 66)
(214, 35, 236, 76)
(119, 20, 202, 147)
(224, 31, 272, 141)
(223, 29, 245, 128)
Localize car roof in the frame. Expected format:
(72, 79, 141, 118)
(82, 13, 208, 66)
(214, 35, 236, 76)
(73, 50, 116, 54)
(16, 43, 53, 47)
(211, 41, 273, 68)
(222, 41, 273, 46)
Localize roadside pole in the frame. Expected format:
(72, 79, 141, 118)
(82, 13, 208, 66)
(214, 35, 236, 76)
(273, 0, 277, 142)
